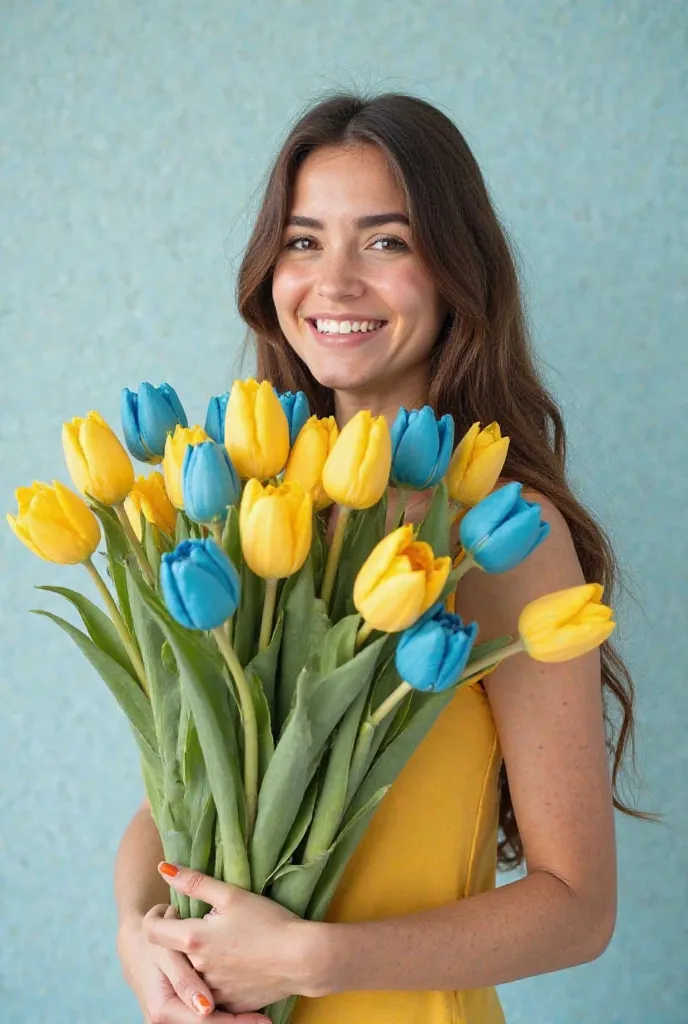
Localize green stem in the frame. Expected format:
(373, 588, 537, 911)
(345, 718, 376, 804)
(114, 502, 155, 586)
(355, 620, 375, 650)
(370, 681, 412, 728)
(212, 627, 259, 841)
(320, 506, 350, 606)
(453, 552, 477, 582)
(259, 578, 278, 652)
(458, 637, 526, 681)
(209, 521, 224, 547)
(83, 558, 148, 695)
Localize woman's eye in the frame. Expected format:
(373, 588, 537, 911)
(370, 235, 409, 252)
(284, 236, 316, 251)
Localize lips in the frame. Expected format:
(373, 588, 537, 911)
(305, 318, 388, 346)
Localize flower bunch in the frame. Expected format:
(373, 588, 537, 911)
(7, 382, 615, 1024)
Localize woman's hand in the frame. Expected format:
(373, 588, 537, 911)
(118, 903, 272, 1023)
(144, 864, 327, 1014)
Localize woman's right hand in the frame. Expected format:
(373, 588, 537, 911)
(118, 904, 271, 1024)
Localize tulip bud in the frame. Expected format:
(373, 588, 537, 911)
(224, 379, 290, 480)
(124, 472, 177, 540)
(182, 441, 240, 524)
(162, 424, 210, 509)
(63, 411, 134, 505)
(395, 602, 478, 692)
(7, 481, 101, 564)
(459, 481, 550, 574)
(204, 391, 229, 445)
(278, 390, 311, 446)
(160, 538, 240, 631)
(390, 406, 455, 489)
(121, 383, 188, 464)
(519, 583, 616, 663)
(283, 415, 339, 510)
(353, 524, 451, 632)
(240, 479, 312, 579)
(446, 422, 510, 507)
(322, 410, 391, 509)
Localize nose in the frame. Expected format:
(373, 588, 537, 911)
(315, 250, 365, 303)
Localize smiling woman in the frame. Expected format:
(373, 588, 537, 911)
(114, 91, 650, 1024)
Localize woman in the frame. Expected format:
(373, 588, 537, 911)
(116, 91, 646, 1024)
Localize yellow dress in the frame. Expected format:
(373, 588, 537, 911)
(292, 680, 506, 1024)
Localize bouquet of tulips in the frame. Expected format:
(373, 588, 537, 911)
(7, 378, 616, 1022)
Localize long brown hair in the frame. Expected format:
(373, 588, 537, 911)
(236, 89, 653, 868)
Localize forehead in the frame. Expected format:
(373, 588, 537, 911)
(289, 144, 406, 216)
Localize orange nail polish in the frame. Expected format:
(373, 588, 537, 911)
(192, 992, 213, 1014)
(158, 861, 180, 878)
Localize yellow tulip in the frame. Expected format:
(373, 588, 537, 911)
(124, 472, 177, 540)
(446, 421, 510, 507)
(519, 583, 616, 663)
(162, 424, 209, 509)
(224, 379, 290, 480)
(62, 410, 134, 506)
(321, 410, 391, 509)
(283, 415, 339, 511)
(7, 481, 101, 564)
(240, 478, 312, 578)
(354, 524, 451, 632)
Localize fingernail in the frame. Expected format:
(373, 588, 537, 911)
(191, 992, 213, 1015)
(158, 861, 180, 878)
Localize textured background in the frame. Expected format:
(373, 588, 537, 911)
(1, 1, 686, 1021)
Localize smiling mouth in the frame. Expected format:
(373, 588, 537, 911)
(306, 317, 388, 337)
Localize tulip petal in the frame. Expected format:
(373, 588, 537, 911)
(54, 480, 101, 551)
(421, 556, 452, 612)
(390, 407, 409, 461)
(158, 383, 188, 428)
(471, 504, 543, 573)
(357, 571, 427, 632)
(519, 583, 605, 637)
(242, 492, 294, 578)
(526, 620, 616, 663)
(198, 538, 241, 604)
(6, 512, 46, 559)
(353, 525, 413, 605)
(204, 393, 229, 445)
(121, 389, 151, 462)
(138, 383, 181, 459)
(77, 412, 134, 504)
(392, 406, 441, 488)
(160, 557, 195, 629)
(460, 481, 522, 553)
(459, 436, 510, 506)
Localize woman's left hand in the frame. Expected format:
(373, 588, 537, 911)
(144, 863, 323, 1014)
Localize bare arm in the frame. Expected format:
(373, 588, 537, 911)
(306, 494, 617, 996)
(115, 798, 169, 929)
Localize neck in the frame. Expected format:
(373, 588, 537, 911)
(333, 363, 430, 428)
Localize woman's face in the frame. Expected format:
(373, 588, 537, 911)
(272, 143, 448, 397)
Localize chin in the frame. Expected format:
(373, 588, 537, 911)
(308, 356, 378, 395)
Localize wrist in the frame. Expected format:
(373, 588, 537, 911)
(288, 920, 344, 998)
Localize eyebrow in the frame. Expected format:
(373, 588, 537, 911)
(286, 213, 410, 230)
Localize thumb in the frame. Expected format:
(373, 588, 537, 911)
(158, 862, 237, 910)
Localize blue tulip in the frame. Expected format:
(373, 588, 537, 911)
(182, 441, 240, 524)
(278, 390, 310, 445)
(160, 538, 240, 630)
(395, 602, 478, 692)
(204, 391, 229, 445)
(390, 406, 455, 489)
(121, 382, 188, 463)
(459, 481, 550, 573)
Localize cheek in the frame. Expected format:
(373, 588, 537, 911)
(272, 264, 307, 317)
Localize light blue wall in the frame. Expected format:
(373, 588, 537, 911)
(1, 2, 685, 1020)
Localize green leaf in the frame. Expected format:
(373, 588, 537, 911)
(129, 578, 251, 890)
(88, 501, 135, 633)
(250, 635, 386, 892)
(416, 482, 451, 558)
(141, 518, 162, 583)
(247, 667, 274, 784)
(246, 611, 283, 718)
(35, 585, 136, 677)
(306, 787, 390, 923)
(126, 565, 181, 772)
(331, 497, 387, 621)
(189, 794, 216, 917)
(268, 849, 330, 915)
(277, 558, 330, 729)
(318, 613, 360, 675)
(303, 683, 369, 860)
(265, 771, 320, 884)
(221, 504, 242, 566)
(31, 609, 159, 776)
(311, 511, 328, 592)
(175, 512, 190, 544)
(233, 562, 265, 666)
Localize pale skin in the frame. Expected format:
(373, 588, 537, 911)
(116, 142, 617, 1019)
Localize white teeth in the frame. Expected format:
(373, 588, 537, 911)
(314, 318, 385, 334)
